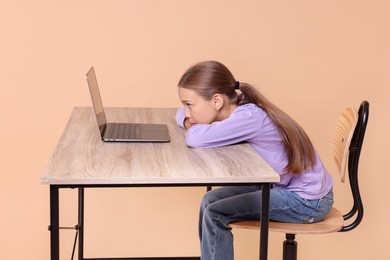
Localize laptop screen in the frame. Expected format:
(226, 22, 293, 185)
(86, 67, 107, 134)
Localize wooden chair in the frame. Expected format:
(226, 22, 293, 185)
(228, 101, 370, 260)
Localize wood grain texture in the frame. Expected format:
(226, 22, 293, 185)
(41, 107, 280, 185)
(333, 107, 358, 183)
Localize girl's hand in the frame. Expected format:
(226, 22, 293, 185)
(184, 118, 195, 130)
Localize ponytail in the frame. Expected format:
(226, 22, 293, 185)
(238, 83, 316, 173)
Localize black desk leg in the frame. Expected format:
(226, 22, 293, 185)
(50, 185, 60, 260)
(78, 188, 85, 260)
(260, 183, 270, 260)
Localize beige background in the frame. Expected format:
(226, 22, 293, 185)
(1, 0, 389, 259)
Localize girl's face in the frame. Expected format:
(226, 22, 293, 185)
(178, 87, 218, 124)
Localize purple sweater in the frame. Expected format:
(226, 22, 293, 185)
(176, 103, 333, 200)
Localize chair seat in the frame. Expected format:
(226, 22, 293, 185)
(228, 207, 344, 235)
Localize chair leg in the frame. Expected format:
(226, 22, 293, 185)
(283, 234, 297, 260)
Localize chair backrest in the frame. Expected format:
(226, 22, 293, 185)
(333, 107, 358, 183)
(333, 101, 369, 232)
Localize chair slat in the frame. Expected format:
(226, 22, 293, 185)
(228, 207, 344, 235)
(333, 108, 358, 182)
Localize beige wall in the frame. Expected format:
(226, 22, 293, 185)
(1, 0, 389, 259)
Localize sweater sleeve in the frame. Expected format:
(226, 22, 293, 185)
(175, 107, 186, 129)
(184, 105, 263, 148)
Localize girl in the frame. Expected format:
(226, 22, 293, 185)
(176, 60, 333, 260)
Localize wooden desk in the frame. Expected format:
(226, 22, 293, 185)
(41, 107, 280, 260)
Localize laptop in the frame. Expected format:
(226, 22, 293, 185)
(86, 67, 170, 142)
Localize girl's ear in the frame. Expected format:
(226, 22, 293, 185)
(212, 93, 224, 111)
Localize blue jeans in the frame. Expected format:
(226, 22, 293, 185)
(199, 186, 333, 260)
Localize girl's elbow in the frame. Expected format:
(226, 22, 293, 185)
(185, 137, 197, 148)
(185, 136, 205, 148)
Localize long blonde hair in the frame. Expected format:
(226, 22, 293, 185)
(178, 60, 316, 174)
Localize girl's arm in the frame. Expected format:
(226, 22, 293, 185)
(175, 108, 194, 129)
(176, 105, 263, 148)
(175, 108, 186, 128)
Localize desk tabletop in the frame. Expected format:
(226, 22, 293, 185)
(41, 107, 280, 185)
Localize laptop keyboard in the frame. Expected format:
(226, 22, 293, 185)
(106, 123, 141, 139)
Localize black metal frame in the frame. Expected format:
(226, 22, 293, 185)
(281, 100, 370, 260)
(49, 182, 272, 260)
(340, 100, 369, 232)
